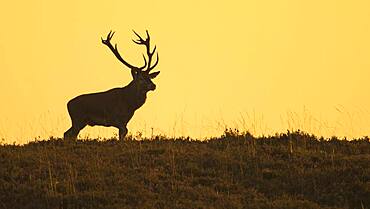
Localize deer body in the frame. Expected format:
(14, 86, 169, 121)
(68, 85, 145, 126)
(64, 30, 159, 140)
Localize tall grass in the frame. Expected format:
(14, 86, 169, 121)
(1, 106, 370, 144)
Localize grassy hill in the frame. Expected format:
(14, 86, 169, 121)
(0, 130, 369, 209)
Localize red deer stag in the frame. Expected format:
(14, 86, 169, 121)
(64, 30, 159, 140)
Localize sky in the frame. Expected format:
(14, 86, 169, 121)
(1, 0, 370, 143)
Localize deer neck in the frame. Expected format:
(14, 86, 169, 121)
(125, 81, 148, 110)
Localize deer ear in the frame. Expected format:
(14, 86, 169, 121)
(149, 71, 160, 79)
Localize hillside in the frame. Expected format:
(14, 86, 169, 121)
(0, 130, 369, 209)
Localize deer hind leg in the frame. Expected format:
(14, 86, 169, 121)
(118, 127, 128, 140)
(64, 120, 86, 140)
(64, 127, 78, 140)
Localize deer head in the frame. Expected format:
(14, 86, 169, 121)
(101, 30, 160, 92)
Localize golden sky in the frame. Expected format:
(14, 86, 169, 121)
(1, 0, 370, 143)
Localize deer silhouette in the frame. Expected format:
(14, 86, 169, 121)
(64, 30, 159, 140)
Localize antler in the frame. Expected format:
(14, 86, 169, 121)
(102, 31, 147, 70)
(132, 30, 159, 73)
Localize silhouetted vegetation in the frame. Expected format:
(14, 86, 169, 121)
(1, 130, 369, 209)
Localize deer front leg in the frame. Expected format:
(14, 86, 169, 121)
(118, 126, 128, 140)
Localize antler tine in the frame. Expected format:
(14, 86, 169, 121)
(131, 30, 159, 73)
(146, 30, 150, 40)
(141, 54, 148, 70)
(108, 31, 115, 40)
(149, 53, 159, 71)
(132, 30, 147, 45)
(102, 31, 147, 70)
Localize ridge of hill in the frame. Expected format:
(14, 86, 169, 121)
(0, 130, 369, 209)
